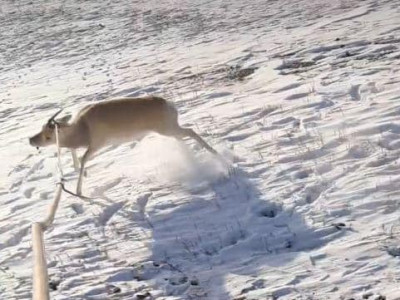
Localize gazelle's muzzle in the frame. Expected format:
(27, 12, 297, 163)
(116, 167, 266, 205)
(29, 134, 42, 148)
(29, 136, 36, 146)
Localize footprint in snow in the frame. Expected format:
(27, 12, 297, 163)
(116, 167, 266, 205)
(23, 187, 35, 199)
(97, 201, 126, 226)
(349, 84, 362, 101)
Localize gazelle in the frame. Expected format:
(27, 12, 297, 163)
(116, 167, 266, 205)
(29, 96, 218, 195)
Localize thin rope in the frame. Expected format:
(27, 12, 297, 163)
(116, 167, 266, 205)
(59, 182, 95, 201)
(54, 123, 64, 179)
(54, 123, 95, 200)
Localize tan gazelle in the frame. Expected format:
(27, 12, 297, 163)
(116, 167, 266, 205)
(29, 96, 218, 195)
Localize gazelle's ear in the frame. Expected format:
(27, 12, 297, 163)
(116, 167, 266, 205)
(56, 115, 72, 125)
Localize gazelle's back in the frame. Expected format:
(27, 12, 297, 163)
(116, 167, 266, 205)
(78, 96, 178, 146)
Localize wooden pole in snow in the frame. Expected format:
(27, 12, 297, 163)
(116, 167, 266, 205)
(32, 123, 64, 300)
(32, 222, 49, 300)
(31, 183, 62, 300)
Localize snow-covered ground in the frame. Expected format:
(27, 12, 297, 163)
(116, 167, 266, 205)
(1, 0, 400, 299)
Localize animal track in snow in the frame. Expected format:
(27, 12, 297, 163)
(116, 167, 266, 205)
(91, 177, 124, 197)
(273, 82, 303, 93)
(23, 187, 35, 198)
(97, 201, 126, 226)
(285, 92, 310, 100)
(0, 225, 30, 250)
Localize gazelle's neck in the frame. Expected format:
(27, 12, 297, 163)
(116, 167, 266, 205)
(58, 124, 89, 149)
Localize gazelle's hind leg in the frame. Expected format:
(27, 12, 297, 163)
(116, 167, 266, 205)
(182, 128, 217, 155)
(159, 125, 234, 173)
(173, 127, 234, 173)
(164, 126, 218, 155)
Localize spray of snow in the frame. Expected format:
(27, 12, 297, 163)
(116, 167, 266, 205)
(119, 135, 230, 188)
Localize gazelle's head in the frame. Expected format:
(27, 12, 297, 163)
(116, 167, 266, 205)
(29, 109, 71, 148)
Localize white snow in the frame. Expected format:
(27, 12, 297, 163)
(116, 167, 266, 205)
(1, 0, 400, 299)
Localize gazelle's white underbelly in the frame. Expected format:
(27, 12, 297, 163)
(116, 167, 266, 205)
(106, 130, 150, 145)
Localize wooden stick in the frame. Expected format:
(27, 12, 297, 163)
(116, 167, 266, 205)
(32, 122, 68, 299)
(32, 223, 49, 300)
(41, 184, 63, 230)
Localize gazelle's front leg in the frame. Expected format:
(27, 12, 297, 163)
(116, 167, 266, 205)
(76, 147, 94, 196)
(71, 149, 80, 172)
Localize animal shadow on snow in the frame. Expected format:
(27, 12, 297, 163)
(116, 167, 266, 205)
(135, 164, 343, 299)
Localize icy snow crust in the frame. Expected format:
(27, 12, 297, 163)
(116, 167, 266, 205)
(1, 0, 400, 299)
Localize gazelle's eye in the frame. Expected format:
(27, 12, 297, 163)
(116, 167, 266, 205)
(48, 123, 55, 129)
